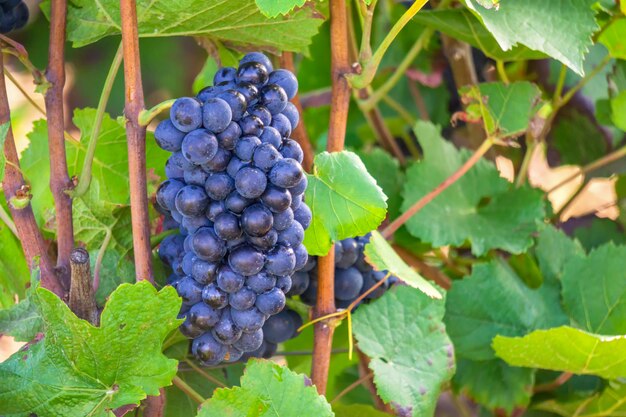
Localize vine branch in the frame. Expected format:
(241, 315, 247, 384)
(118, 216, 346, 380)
(45, 0, 74, 289)
(120, 0, 154, 283)
(0, 52, 63, 297)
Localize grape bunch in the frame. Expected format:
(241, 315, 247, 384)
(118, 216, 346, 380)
(0, 0, 28, 33)
(155, 52, 311, 365)
(289, 233, 398, 309)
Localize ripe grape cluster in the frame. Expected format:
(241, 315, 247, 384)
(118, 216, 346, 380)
(289, 233, 398, 309)
(0, 0, 27, 33)
(156, 52, 311, 365)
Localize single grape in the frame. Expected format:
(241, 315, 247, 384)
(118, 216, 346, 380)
(238, 115, 264, 137)
(155, 119, 185, 151)
(247, 229, 278, 252)
(272, 207, 294, 231)
(247, 271, 277, 294)
(234, 135, 262, 162)
(202, 97, 233, 133)
(158, 234, 185, 266)
(253, 143, 282, 172)
(281, 102, 300, 129)
(218, 89, 247, 121)
(293, 244, 309, 271)
(269, 159, 304, 189)
(239, 52, 274, 73)
(277, 221, 304, 247)
(248, 105, 272, 126)
(181, 215, 211, 234)
(165, 151, 191, 180)
(334, 242, 344, 266)
(265, 245, 296, 276)
(237, 61, 269, 85)
(203, 148, 232, 172)
(214, 212, 243, 241)
(290, 193, 303, 210)
(300, 274, 318, 306)
(191, 259, 219, 285)
(231, 306, 266, 332)
(235, 82, 259, 104)
(293, 204, 312, 229)
(229, 244, 265, 276)
(233, 328, 264, 352)
(287, 271, 310, 296)
(181, 165, 207, 186)
(192, 227, 226, 262)
(241, 203, 274, 237)
(263, 309, 299, 344)
(226, 156, 248, 178)
(259, 84, 288, 114)
(334, 267, 364, 301)
(280, 138, 304, 163)
(270, 113, 292, 138)
(177, 276, 204, 306)
(276, 275, 292, 293)
(216, 121, 241, 150)
(175, 185, 209, 217)
(192, 332, 227, 365)
(260, 126, 282, 148)
(197, 86, 218, 102)
(202, 283, 229, 309)
(217, 265, 246, 293)
(268, 69, 298, 99)
(189, 302, 222, 329)
(224, 345, 244, 362)
(180, 316, 205, 339)
(212, 308, 242, 344)
(360, 271, 386, 299)
(205, 172, 235, 201)
(224, 191, 253, 214)
(229, 286, 257, 311)
(206, 199, 226, 221)
(336, 238, 359, 269)
(181, 129, 218, 165)
(170, 97, 203, 132)
(290, 175, 308, 196)
(156, 179, 184, 212)
(213, 66, 237, 85)
(235, 166, 267, 199)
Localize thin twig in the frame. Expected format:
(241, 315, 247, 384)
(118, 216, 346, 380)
(391, 245, 451, 289)
(172, 376, 205, 404)
(138, 99, 176, 127)
(72, 43, 123, 198)
(382, 138, 495, 239)
(515, 139, 537, 187)
(534, 372, 573, 393)
(0, 53, 62, 297)
(183, 358, 227, 388)
(280, 52, 315, 172)
(357, 349, 392, 412)
(0, 202, 18, 237)
(4, 69, 46, 115)
(331, 372, 373, 404)
(496, 60, 510, 84)
(45, 0, 74, 289)
(120, 0, 154, 283)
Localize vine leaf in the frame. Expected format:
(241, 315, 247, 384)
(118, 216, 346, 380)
(460, 81, 542, 139)
(401, 122, 545, 256)
(255, 0, 307, 18)
(333, 404, 393, 417)
(0, 219, 29, 308)
(357, 148, 404, 220)
(196, 359, 333, 417)
(353, 286, 455, 417)
(453, 358, 535, 414)
(0, 267, 42, 342)
(42, 0, 324, 53)
(364, 230, 441, 299)
(464, 0, 598, 75)
(493, 326, 626, 379)
(561, 243, 626, 335)
(535, 226, 585, 283)
(599, 18, 626, 60)
(412, 9, 545, 62)
(0, 281, 181, 417)
(0, 121, 10, 182)
(534, 381, 626, 417)
(303, 151, 388, 256)
(444, 259, 568, 361)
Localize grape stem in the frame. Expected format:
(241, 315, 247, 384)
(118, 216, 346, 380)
(172, 376, 205, 404)
(311, 0, 353, 396)
(330, 372, 373, 403)
(0, 52, 63, 297)
(120, 0, 154, 283)
(183, 358, 227, 388)
(138, 99, 176, 127)
(381, 138, 495, 239)
(71, 43, 123, 198)
(45, 0, 74, 290)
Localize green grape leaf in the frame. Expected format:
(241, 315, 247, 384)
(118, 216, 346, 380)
(0, 281, 181, 417)
(45, 0, 324, 53)
(0, 219, 29, 308)
(535, 382, 626, 417)
(453, 358, 535, 414)
(610, 90, 626, 132)
(255, 0, 307, 18)
(464, 0, 598, 75)
(303, 151, 388, 256)
(364, 230, 441, 299)
(353, 286, 455, 417)
(599, 18, 626, 60)
(493, 326, 626, 379)
(460, 82, 542, 139)
(196, 359, 333, 417)
(551, 110, 607, 166)
(0, 121, 10, 182)
(561, 243, 626, 335)
(445, 259, 568, 361)
(401, 122, 545, 256)
(535, 226, 585, 283)
(0, 268, 42, 342)
(93, 247, 136, 307)
(412, 9, 545, 61)
(356, 148, 404, 220)
(333, 404, 393, 417)
(573, 218, 626, 250)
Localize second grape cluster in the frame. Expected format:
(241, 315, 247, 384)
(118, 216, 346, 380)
(156, 52, 311, 365)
